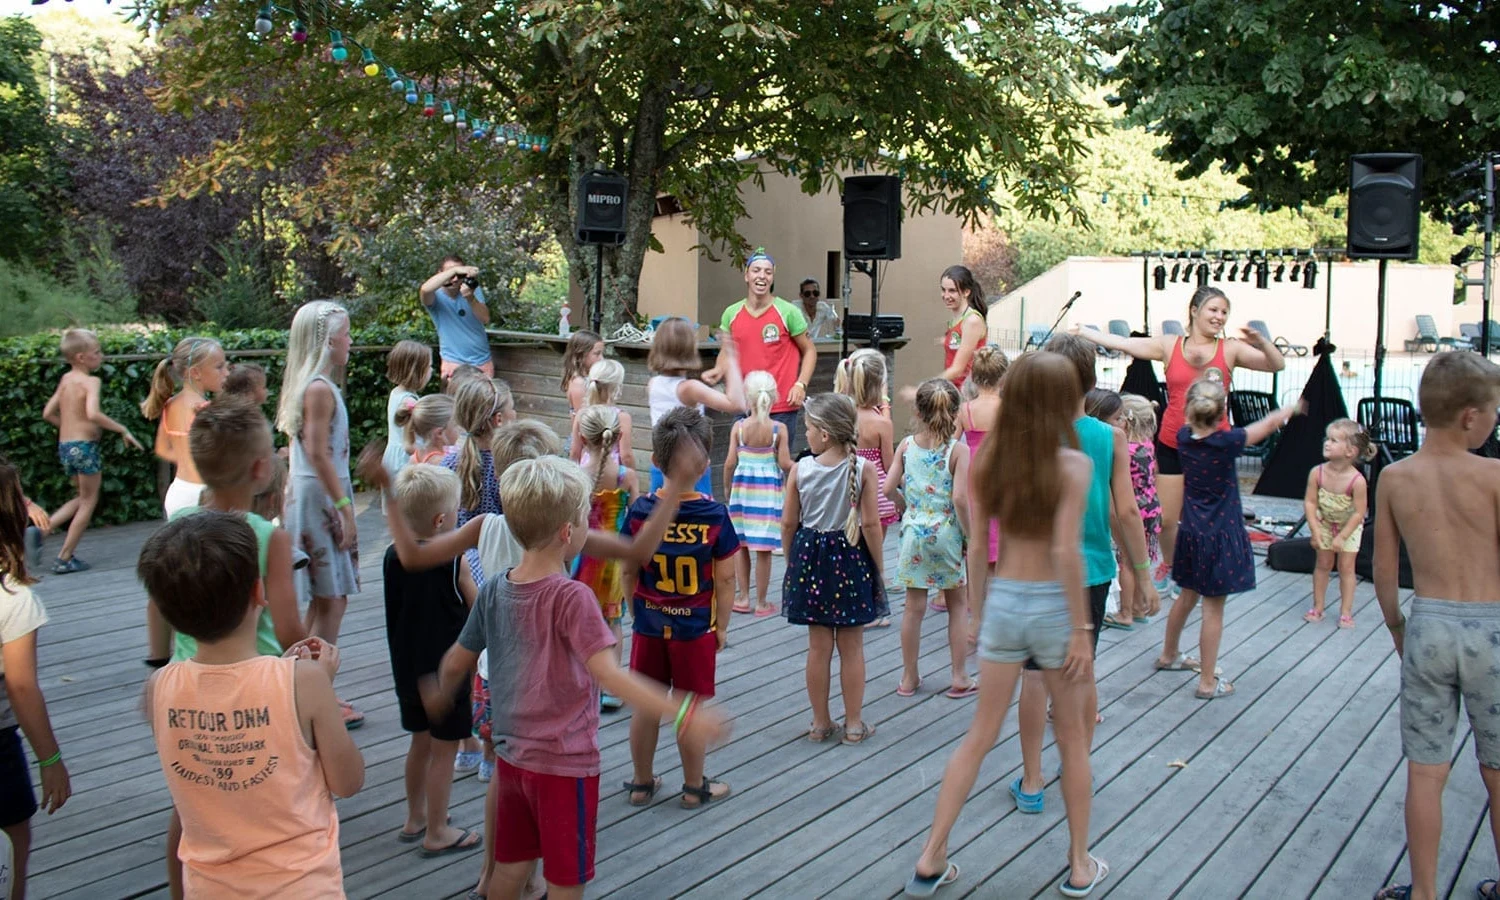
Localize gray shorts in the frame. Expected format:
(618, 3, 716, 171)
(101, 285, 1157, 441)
(978, 579, 1071, 670)
(1400, 597, 1500, 768)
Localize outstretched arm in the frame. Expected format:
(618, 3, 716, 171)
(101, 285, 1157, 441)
(1245, 404, 1300, 446)
(1069, 325, 1167, 362)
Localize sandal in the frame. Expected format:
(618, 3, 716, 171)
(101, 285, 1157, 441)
(622, 775, 662, 807)
(1058, 854, 1109, 898)
(904, 861, 959, 897)
(1373, 886, 1412, 900)
(807, 723, 843, 743)
(732, 601, 752, 614)
(866, 616, 891, 628)
(897, 678, 921, 698)
(754, 604, 779, 618)
(1303, 609, 1324, 623)
(932, 598, 947, 612)
(1339, 614, 1355, 629)
(1194, 679, 1235, 700)
(1101, 614, 1135, 631)
(680, 778, 731, 809)
(842, 722, 877, 745)
(944, 682, 979, 699)
(1476, 878, 1499, 899)
(338, 699, 365, 730)
(418, 827, 481, 857)
(1154, 653, 1200, 672)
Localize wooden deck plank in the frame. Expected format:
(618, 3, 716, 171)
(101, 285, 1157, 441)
(19, 506, 1495, 899)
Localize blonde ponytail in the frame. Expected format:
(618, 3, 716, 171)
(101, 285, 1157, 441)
(140, 359, 176, 420)
(584, 358, 625, 407)
(453, 378, 502, 509)
(743, 370, 778, 428)
(577, 404, 624, 489)
(141, 336, 223, 420)
(915, 378, 961, 442)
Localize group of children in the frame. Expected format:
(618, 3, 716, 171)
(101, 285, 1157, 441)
(3, 303, 1498, 900)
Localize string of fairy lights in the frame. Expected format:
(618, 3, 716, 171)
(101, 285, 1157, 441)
(1016, 181, 1348, 218)
(248, 3, 551, 152)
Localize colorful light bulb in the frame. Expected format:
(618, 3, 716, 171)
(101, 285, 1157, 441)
(253, 5, 273, 34)
(329, 30, 347, 62)
(388, 68, 403, 91)
(291, 20, 307, 42)
(362, 48, 379, 76)
(455, 109, 467, 129)
(405, 81, 418, 104)
(519, 136, 531, 151)
(423, 93, 435, 117)
(441, 101, 454, 124)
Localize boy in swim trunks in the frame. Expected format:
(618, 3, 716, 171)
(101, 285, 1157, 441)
(35, 329, 142, 574)
(1373, 351, 1500, 900)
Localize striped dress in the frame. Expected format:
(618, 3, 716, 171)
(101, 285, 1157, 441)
(571, 457, 630, 621)
(728, 422, 785, 552)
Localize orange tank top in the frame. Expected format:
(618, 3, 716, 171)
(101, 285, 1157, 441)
(1159, 337, 1231, 449)
(944, 309, 983, 389)
(152, 656, 344, 899)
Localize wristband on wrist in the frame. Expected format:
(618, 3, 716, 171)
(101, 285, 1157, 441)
(334, 496, 352, 510)
(37, 751, 61, 768)
(1073, 623, 1094, 632)
(1390, 617, 1406, 631)
(681, 695, 701, 734)
(673, 692, 695, 733)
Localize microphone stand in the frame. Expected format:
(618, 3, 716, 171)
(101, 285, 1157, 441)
(1039, 291, 1084, 346)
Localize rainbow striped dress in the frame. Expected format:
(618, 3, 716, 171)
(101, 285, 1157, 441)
(572, 463, 630, 621)
(728, 422, 785, 552)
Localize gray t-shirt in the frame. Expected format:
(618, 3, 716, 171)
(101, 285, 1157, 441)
(0, 577, 48, 730)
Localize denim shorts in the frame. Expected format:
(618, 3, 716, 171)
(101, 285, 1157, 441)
(1401, 598, 1500, 768)
(978, 578, 1072, 670)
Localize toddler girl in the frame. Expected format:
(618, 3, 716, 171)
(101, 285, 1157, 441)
(646, 317, 747, 495)
(569, 358, 634, 466)
(1155, 379, 1297, 700)
(958, 345, 1008, 580)
(141, 335, 227, 665)
(1302, 418, 1374, 628)
(560, 329, 605, 422)
(276, 300, 362, 727)
(726, 371, 793, 617)
(574, 404, 639, 710)
(441, 378, 508, 585)
(1114, 393, 1164, 628)
(382, 340, 433, 483)
(781, 393, 888, 745)
(397, 394, 458, 465)
(888, 379, 972, 699)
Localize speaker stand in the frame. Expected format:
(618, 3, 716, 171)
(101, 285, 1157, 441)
(591, 244, 604, 336)
(1373, 258, 1387, 400)
(851, 259, 882, 351)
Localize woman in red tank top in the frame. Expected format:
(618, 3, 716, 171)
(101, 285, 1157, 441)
(1070, 286, 1286, 577)
(938, 265, 988, 390)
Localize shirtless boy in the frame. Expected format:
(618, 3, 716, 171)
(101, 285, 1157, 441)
(1373, 351, 1500, 900)
(34, 329, 142, 574)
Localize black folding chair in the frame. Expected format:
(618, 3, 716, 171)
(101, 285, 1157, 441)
(1357, 397, 1420, 465)
(1229, 390, 1279, 458)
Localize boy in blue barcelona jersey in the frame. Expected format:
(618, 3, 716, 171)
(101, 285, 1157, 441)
(623, 407, 740, 809)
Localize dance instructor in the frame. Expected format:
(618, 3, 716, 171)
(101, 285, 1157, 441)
(1070, 285, 1285, 582)
(938, 265, 988, 390)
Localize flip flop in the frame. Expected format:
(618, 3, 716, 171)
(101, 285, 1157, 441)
(1101, 614, 1135, 631)
(1195, 679, 1235, 700)
(397, 816, 451, 842)
(842, 722, 877, 745)
(1373, 886, 1412, 900)
(732, 602, 753, 614)
(1339, 615, 1355, 629)
(897, 678, 922, 698)
(1302, 609, 1324, 623)
(807, 723, 843, 743)
(418, 828, 481, 857)
(622, 775, 662, 807)
(1154, 653, 1199, 671)
(1476, 877, 1499, 899)
(338, 699, 364, 730)
(932, 599, 948, 612)
(904, 861, 960, 897)
(944, 683, 979, 699)
(754, 604, 779, 618)
(1058, 855, 1109, 897)
(866, 617, 892, 628)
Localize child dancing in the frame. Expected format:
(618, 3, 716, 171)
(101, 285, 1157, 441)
(398, 394, 458, 465)
(569, 358, 634, 466)
(888, 379, 972, 699)
(1302, 418, 1374, 628)
(646, 317, 746, 495)
(726, 371, 792, 617)
(782, 393, 888, 744)
(1155, 379, 1297, 699)
(958, 345, 1008, 579)
(383, 340, 434, 483)
(1111, 394, 1164, 628)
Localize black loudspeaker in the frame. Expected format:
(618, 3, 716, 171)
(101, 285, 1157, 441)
(575, 170, 628, 245)
(1266, 536, 1317, 575)
(1354, 520, 1414, 589)
(1347, 153, 1422, 260)
(844, 314, 906, 340)
(843, 175, 902, 260)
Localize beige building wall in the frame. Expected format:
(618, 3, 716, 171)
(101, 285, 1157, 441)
(636, 161, 965, 381)
(991, 256, 1465, 352)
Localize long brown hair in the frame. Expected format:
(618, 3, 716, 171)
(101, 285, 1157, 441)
(976, 352, 1081, 538)
(0, 457, 35, 590)
(559, 330, 602, 391)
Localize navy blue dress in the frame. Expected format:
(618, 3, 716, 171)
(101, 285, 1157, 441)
(1172, 426, 1255, 596)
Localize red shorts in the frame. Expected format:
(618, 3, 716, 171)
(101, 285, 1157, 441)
(628, 632, 717, 697)
(493, 759, 598, 887)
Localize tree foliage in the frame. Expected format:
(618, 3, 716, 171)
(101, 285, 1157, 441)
(0, 17, 66, 263)
(1104, 0, 1500, 218)
(136, 0, 1106, 326)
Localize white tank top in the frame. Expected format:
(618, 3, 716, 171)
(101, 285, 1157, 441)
(648, 375, 704, 425)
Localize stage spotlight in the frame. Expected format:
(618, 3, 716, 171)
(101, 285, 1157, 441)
(1170, 261, 1182, 283)
(1213, 261, 1226, 281)
(1256, 260, 1270, 289)
(1274, 261, 1286, 282)
(1302, 260, 1318, 290)
(1228, 261, 1239, 280)
(1290, 262, 1301, 280)
(1453, 246, 1478, 267)
(1153, 263, 1167, 291)
(1197, 262, 1210, 286)
(1241, 259, 1254, 282)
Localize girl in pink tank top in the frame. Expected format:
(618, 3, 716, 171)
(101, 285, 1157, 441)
(958, 346, 1009, 570)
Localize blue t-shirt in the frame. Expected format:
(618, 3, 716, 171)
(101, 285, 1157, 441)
(1075, 416, 1119, 587)
(624, 493, 740, 640)
(426, 286, 492, 366)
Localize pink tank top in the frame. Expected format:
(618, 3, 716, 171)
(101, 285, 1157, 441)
(962, 405, 1000, 564)
(152, 656, 344, 898)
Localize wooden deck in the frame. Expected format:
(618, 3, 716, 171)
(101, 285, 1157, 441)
(22, 499, 1496, 899)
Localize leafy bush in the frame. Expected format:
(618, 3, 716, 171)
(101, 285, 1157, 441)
(0, 256, 137, 338)
(190, 239, 287, 329)
(1, 322, 435, 526)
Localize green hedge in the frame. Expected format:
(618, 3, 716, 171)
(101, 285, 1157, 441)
(1, 323, 437, 526)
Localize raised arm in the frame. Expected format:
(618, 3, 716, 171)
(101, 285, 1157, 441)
(1069, 325, 1168, 362)
(1230, 326, 1287, 373)
(1245, 404, 1299, 446)
(420, 265, 474, 307)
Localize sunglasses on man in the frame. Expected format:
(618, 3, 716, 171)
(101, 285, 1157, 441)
(801, 288, 820, 298)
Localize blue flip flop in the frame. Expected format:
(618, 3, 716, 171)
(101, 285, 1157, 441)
(1058, 855, 1109, 897)
(904, 861, 959, 897)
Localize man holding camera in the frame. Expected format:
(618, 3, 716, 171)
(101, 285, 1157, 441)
(419, 255, 494, 379)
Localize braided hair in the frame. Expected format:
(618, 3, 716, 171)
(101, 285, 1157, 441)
(804, 393, 863, 545)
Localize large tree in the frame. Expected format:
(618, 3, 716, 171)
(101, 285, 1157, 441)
(0, 17, 66, 263)
(135, 0, 1105, 326)
(1104, 0, 1500, 220)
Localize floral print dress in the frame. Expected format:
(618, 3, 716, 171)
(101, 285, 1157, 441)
(894, 437, 966, 591)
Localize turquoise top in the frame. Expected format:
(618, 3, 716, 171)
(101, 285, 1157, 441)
(1075, 416, 1119, 587)
(167, 507, 283, 662)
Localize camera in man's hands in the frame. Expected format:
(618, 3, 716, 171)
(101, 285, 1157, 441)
(463, 275, 480, 290)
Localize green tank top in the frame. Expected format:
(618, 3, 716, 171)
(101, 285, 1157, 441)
(167, 507, 283, 661)
(1075, 416, 1119, 587)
